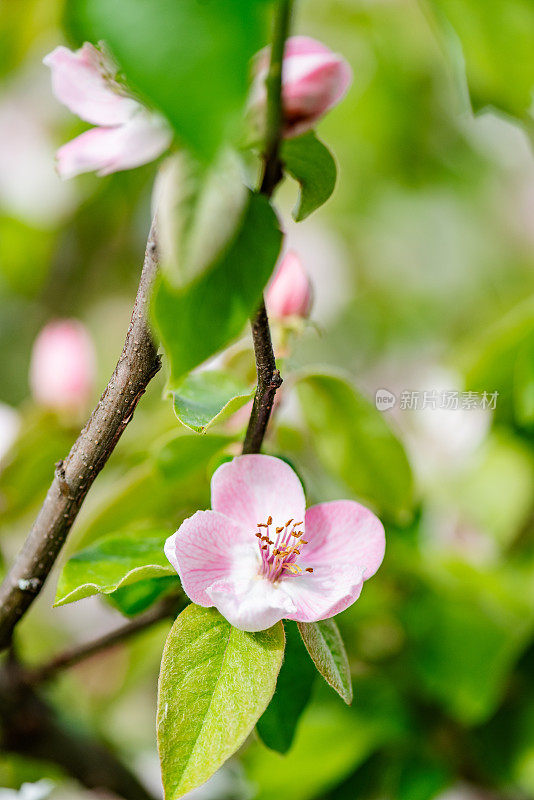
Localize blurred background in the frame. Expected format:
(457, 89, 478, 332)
(1, 0, 534, 798)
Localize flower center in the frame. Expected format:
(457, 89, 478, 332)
(254, 516, 313, 583)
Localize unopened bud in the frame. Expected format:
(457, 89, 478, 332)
(251, 36, 352, 138)
(29, 319, 96, 414)
(266, 251, 312, 320)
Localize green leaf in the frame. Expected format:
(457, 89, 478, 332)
(68, 0, 268, 160)
(427, 0, 534, 122)
(155, 434, 232, 481)
(158, 151, 248, 288)
(296, 371, 414, 522)
(297, 619, 352, 705)
(244, 675, 408, 800)
(157, 605, 284, 799)
(55, 528, 175, 607)
(281, 132, 337, 222)
(257, 621, 316, 753)
(172, 371, 254, 434)
(153, 192, 282, 387)
(107, 576, 181, 617)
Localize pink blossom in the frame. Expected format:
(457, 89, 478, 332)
(29, 319, 96, 413)
(43, 43, 172, 178)
(266, 250, 312, 319)
(165, 455, 384, 632)
(251, 36, 352, 138)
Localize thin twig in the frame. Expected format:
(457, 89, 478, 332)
(0, 222, 161, 652)
(27, 593, 184, 685)
(243, 0, 293, 455)
(242, 301, 282, 454)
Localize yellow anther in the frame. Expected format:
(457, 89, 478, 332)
(305, 567, 314, 573)
(285, 564, 302, 574)
(267, 516, 273, 525)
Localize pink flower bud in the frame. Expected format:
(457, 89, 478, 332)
(251, 36, 352, 138)
(266, 251, 312, 320)
(29, 320, 96, 413)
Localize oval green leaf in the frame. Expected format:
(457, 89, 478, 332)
(55, 528, 175, 607)
(282, 131, 337, 222)
(153, 192, 282, 388)
(172, 371, 254, 434)
(297, 618, 352, 705)
(157, 605, 285, 799)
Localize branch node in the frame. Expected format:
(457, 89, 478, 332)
(270, 369, 283, 390)
(17, 578, 42, 594)
(55, 460, 70, 496)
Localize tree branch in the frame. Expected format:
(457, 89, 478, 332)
(0, 222, 161, 652)
(242, 301, 282, 454)
(243, 0, 293, 455)
(28, 593, 184, 685)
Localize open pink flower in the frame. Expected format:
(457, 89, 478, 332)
(266, 250, 313, 320)
(43, 43, 172, 179)
(165, 455, 384, 632)
(251, 36, 352, 138)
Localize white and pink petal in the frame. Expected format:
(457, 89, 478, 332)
(55, 111, 171, 179)
(283, 562, 364, 623)
(43, 44, 138, 126)
(210, 454, 306, 534)
(207, 576, 296, 632)
(302, 500, 385, 580)
(164, 510, 255, 607)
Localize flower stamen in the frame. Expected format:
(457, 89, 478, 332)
(253, 516, 311, 582)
